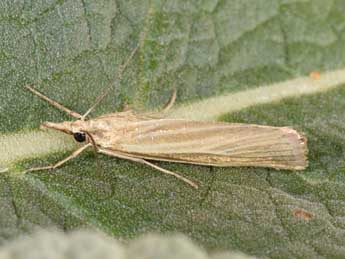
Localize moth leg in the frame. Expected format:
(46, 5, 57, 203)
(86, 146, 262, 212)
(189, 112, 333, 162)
(26, 144, 92, 173)
(161, 88, 177, 113)
(122, 88, 176, 115)
(122, 103, 131, 112)
(98, 148, 198, 189)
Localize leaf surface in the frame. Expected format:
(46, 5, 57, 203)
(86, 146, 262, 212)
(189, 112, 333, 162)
(1, 1, 345, 258)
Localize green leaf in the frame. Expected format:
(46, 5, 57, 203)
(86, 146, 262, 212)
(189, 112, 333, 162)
(1, 0, 345, 258)
(0, 230, 255, 259)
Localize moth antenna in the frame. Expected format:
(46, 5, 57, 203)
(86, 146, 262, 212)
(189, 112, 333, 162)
(25, 85, 83, 119)
(81, 44, 140, 120)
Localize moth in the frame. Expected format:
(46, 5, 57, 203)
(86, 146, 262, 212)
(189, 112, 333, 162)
(25, 46, 308, 189)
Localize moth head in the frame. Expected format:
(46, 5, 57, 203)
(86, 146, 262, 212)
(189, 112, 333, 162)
(40, 121, 87, 143)
(72, 132, 86, 142)
(40, 121, 73, 134)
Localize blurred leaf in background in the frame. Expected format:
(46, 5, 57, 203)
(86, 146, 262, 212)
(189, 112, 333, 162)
(0, 230, 255, 259)
(1, 0, 345, 258)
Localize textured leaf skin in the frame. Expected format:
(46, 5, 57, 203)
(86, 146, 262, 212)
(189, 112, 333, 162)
(1, 1, 345, 258)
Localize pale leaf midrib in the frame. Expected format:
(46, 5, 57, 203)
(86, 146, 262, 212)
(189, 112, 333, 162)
(1, 68, 345, 169)
(168, 68, 345, 120)
(0, 131, 76, 168)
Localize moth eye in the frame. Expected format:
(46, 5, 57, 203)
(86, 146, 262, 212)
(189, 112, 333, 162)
(73, 132, 86, 142)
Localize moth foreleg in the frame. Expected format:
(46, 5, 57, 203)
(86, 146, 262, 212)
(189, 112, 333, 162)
(26, 144, 92, 173)
(98, 148, 198, 189)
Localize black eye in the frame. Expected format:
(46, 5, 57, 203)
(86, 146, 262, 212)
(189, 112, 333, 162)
(73, 132, 86, 142)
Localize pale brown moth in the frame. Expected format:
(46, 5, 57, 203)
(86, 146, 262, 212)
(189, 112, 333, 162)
(25, 46, 308, 189)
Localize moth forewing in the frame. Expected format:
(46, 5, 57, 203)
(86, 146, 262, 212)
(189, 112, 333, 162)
(95, 118, 308, 171)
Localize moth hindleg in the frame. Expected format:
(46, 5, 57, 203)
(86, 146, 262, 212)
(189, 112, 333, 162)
(26, 144, 92, 172)
(98, 148, 198, 189)
(121, 88, 176, 114)
(161, 88, 177, 113)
